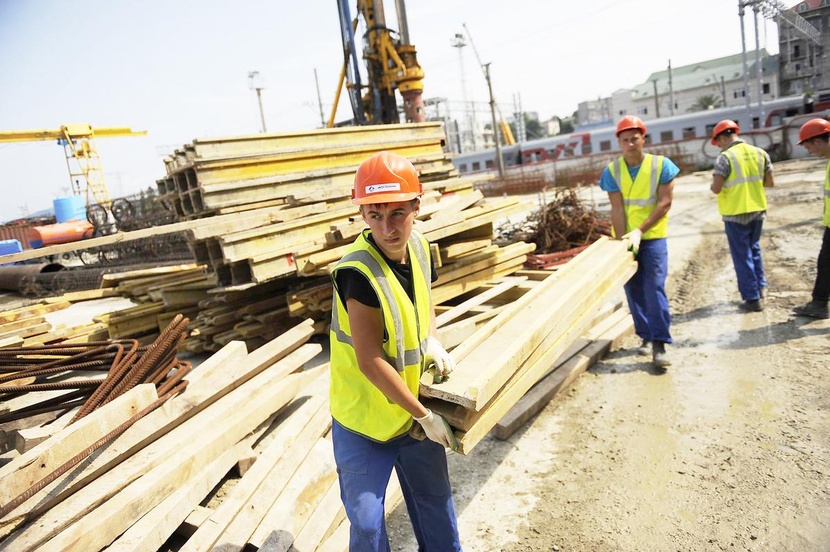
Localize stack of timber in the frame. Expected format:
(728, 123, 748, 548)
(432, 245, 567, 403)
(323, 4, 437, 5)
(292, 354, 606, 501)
(0, 319, 368, 551)
(419, 237, 638, 455)
(0, 300, 107, 348)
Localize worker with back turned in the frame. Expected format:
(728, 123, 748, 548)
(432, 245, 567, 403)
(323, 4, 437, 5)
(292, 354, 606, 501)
(598, 115, 680, 369)
(328, 150, 463, 551)
(709, 119, 774, 313)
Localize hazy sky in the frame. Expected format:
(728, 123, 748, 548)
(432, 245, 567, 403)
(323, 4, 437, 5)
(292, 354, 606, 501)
(0, 0, 781, 223)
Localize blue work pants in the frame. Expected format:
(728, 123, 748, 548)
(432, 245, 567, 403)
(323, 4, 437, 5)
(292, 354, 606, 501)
(625, 238, 672, 344)
(332, 419, 462, 552)
(724, 219, 766, 301)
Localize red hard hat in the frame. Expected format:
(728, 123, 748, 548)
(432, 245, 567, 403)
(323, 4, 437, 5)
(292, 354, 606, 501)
(711, 119, 740, 145)
(798, 118, 830, 145)
(352, 151, 423, 205)
(615, 115, 647, 137)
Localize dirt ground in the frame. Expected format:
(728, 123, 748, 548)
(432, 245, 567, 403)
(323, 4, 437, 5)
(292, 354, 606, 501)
(387, 158, 830, 551)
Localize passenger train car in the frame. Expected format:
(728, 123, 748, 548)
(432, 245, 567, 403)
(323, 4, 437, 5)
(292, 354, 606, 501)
(452, 94, 826, 182)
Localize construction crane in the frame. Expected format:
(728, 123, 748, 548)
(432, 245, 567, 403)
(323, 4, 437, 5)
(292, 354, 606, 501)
(332, 0, 425, 126)
(0, 124, 147, 221)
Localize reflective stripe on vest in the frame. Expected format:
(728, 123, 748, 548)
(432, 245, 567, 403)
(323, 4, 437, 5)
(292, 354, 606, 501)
(824, 161, 830, 228)
(717, 142, 768, 216)
(607, 154, 667, 239)
(329, 229, 432, 441)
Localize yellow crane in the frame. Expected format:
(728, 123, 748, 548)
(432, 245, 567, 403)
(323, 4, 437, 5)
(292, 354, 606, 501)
(0, 124, 147, 213)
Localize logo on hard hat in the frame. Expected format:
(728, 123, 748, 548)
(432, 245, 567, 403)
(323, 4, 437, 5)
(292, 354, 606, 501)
(366, 183, 401, 194)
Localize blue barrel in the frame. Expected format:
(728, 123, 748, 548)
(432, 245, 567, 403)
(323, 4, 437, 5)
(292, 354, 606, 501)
(0, 239, 22, 256)
(53, 195, 86, 222)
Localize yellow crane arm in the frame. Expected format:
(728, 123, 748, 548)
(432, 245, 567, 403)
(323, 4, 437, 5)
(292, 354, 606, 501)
(0, 125, 146, 143)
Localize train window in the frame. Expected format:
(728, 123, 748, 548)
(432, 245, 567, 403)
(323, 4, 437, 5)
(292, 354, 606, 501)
(472, 161, 481, 171)
(752, 117, 760, 129)
(583, 142, 592, 155)
(705, 123, 716, 137)
(660, 130, 674, 143)
(600, 140, 612, 152)
(644, 134, 652, 145)
(763, 83, 770, 94)
(564, 146, 575, 158)
(682, 127, 696, 139)
(485, 160, 494, 169)
(459, 163, 468, 174)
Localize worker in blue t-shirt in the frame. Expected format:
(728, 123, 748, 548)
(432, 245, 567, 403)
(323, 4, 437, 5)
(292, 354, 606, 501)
(598, 116, 680, 369)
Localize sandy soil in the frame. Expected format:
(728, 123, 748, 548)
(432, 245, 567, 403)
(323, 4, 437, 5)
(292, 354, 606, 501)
(387, 158, 830, 551)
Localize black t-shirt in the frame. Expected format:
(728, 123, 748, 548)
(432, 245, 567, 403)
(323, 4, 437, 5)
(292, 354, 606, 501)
(334, 233, 438, 309)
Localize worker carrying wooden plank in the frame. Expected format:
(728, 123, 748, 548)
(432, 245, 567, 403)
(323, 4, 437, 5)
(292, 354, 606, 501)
(328, 151, 462, 550)
(598, 115, 681, 369)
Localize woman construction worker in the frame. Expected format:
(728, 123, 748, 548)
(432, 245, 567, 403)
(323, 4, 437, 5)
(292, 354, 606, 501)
(328, 150, 463, 551)
(793, 118, 830, 320)
(598, 115, 680, 369)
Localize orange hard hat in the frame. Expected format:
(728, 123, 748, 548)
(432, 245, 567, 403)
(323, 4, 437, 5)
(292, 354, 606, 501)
(798, 118, 830, 145)
(352, 151, 423, 205)
(711, 119, 740, 145)
(615, 115, 647, 137)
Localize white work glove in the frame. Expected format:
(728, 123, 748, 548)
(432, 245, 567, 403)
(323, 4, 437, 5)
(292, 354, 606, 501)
(424, 336, 455, 379)
(414, 409, 458, 451)
(621, 228, 643, 255)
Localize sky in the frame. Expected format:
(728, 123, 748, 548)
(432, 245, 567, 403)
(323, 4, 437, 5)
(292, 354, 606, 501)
(0, 0, 782, 224)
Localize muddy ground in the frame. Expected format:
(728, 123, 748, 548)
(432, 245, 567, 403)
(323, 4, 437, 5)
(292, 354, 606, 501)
(387, 158, 830, 551)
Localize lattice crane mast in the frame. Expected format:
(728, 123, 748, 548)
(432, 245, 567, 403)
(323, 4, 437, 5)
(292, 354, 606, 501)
(0, 124, 147, 215)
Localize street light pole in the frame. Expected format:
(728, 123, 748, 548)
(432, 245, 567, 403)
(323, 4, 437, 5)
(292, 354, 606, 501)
(483, 63, 504, 178)
(248, 71, 267, 133)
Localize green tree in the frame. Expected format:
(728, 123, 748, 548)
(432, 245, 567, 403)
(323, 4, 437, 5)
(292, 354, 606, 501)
(687, 94, 722, 112)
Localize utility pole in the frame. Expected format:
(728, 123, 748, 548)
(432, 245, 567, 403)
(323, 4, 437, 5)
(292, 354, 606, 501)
(463, 22, 505, 176)
(752, 1, 764, 125)
(484, 63, 504, 177)
(248, 71, 267, 133)
(667, 60, 675, 116)
(451, 33, 476, 152)
(739, 1, 752, 120)
(652, 80, 660, 118)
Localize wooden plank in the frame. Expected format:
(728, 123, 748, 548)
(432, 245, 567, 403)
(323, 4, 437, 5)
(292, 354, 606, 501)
(424, 243, 634, 411)
(105, 442, 246, 552)
(0, 302, 69, 325)
(431, 257, 528, 306)
(494, 309, 634, 440)
(201, 402, 332, 551)
(290, 477, 346, 551)
(439, 238, 492, 263)
(32, 366, 324, 552)
(0, 385, 158, 510)
(437, 306, 506, 351)
(435, 277, 526, 328)
(248, 438, 338, 551)
(440, 264, 636, 454)
(176, 505, 214, 539)
(179, 397, 331, 552)
(41, 288, 120, 303)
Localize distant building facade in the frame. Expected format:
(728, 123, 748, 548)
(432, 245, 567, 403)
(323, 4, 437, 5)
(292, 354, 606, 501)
(777, 0, 829, 97)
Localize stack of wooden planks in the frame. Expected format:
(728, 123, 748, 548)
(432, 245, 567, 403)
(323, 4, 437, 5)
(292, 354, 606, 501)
(420, 237, 638, 454)
(0, 319, 360, 551)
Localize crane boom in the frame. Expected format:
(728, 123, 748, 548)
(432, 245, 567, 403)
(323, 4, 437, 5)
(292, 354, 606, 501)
(0, 124, 147, 210)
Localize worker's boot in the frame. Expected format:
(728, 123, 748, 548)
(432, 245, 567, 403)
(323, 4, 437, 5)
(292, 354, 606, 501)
(637, 339, 652, 356)
(793, 300, 830, 320)
(738, 299, 763, 312)
(652, 341, 671, 369)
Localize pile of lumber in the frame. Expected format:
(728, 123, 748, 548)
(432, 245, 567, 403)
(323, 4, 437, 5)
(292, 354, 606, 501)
(0, 320, 361, 551)
(420, 237, 637, 454)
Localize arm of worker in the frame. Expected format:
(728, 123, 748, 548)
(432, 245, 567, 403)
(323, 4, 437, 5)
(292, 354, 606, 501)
(347, 297, 429, 419)
(607, 191, 627, 239)
(763, 152, 774, 188)
(348, 298, 457, 450)
(711, 174, 725, 194)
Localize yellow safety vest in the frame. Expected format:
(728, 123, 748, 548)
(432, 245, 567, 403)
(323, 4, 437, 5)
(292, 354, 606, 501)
(824, 161, 830, 228)
(607, 154, 667, 240)
(717, 142, 768, 216)
(329, 229, 432, 442)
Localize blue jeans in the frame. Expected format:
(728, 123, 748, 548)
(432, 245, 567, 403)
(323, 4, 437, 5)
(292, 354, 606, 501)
(724, 219, 767, 301)
(625, 238, 672, 344)
(331, 419, 462, 552)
